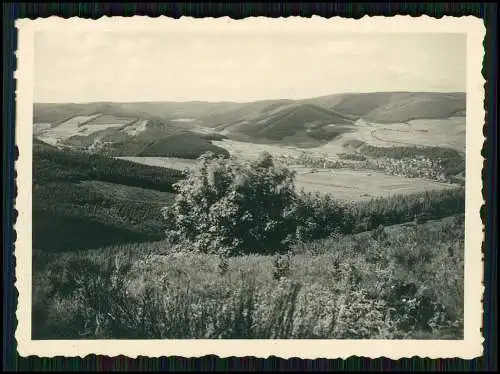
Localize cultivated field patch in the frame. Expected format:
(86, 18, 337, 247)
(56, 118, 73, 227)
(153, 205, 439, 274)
(58, 114, 103, 127)
(35, 114, 102, 143)
(213, 139, 318, 160)
(117, 156, 198, 171)
(120, 156, 456, 201)
(33, 123, 52, 134)
(85, 114, 136, 125)
(293, 168, 456, 201)
(338, 117, 465, 152)
(122, 119, 149, 136)
(34, 114, 138, 144)
(171, 118, 196, 123)
(77, 123, 126, 136)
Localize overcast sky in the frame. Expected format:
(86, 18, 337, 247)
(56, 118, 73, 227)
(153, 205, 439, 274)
(34, 31, 466, 103)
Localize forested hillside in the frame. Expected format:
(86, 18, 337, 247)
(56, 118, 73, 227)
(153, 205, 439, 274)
(33, 139, 182, 251)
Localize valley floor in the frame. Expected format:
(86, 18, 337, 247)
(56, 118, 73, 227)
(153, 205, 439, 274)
(118, 155, 457, 201)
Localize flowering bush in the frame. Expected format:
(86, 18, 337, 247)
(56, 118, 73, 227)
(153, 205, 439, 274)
(162, 151, 299, 256)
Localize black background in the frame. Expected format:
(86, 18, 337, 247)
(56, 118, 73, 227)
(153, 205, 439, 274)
(3, 2, 498, 372)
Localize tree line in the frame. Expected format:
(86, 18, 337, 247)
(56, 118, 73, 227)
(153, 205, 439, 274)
(163, 152, 465, 255)
(34, 140, 183, 193)
(33, 145, 465, 254)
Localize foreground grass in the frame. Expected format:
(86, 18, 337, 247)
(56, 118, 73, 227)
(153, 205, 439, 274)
(32, 215, 464, 340)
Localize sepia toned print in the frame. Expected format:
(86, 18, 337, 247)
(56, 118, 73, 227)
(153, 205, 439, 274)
(15, 16, 484, 358)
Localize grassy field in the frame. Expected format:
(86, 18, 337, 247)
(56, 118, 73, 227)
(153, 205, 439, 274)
(293, 168, 456, 200)
(32, 215, 464, 340)
(315, 117, 465, 153)
(35, 114, 135, 143)
(367, 117, 466, 152)
(119, 155, 457, 201)
(213, 139, 310, 159)
(117, 156, 198, 170)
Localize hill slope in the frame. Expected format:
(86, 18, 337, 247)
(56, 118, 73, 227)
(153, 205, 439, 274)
(212, 103, 356, 146)
(34, 92, 466, 149)
(36, 115, 230, 159)
(34, 92, 466, 127)
(305, 92, 466, 123)
(33, 139, 183, 251)
(200, 92, 465, 127)
(33, 102, 241, 124)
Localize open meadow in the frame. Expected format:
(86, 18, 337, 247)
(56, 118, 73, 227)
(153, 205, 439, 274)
(118, 155, 457, 201)
(32, 215, 464, 340)
(365, 117, 466, 152)
(293, 168, 456, 200)
(117, 156, 198, 171)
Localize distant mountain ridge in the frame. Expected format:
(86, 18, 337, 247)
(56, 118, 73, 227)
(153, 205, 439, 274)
(34, 91, 466, 123)
(34, 92, 466, 151)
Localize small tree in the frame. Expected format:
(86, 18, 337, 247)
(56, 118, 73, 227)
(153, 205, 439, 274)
(162, 151, 299, 256)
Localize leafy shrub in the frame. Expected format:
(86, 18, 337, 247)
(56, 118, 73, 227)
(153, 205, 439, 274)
(371, 224, 388, 242)
(294, 187, 464, 241)
(295, 192, 351, 241)
(217, 249, 230, 276)
(272, 251, 292, 280)
(40, 254, 137, 339)
(162, 152, 299, 256)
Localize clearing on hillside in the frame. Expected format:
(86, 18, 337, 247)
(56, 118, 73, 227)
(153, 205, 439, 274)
(34, 114, 138, 144)
(293, 168, 457, 201)
(119, 156, 457, 201)
(117, 156, 198, 170)
(316, 116, 466, 153)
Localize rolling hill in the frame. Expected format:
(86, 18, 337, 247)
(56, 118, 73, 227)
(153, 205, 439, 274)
(199, 92, 465, 128)
(33, 139, 184, 251)
(36, 115, 230, 159)
(33, 101, 239, 125)
(100, 132, 231, 158)
(305, 92, 466, 123)
(34, 92, 466, 150)
(212, 103, 356, 146)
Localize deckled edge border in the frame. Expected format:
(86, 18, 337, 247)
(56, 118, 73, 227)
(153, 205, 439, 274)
(7, 10, 491, 368)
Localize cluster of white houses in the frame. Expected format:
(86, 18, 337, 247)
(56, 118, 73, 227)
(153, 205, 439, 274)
(275, 152, 448, 182)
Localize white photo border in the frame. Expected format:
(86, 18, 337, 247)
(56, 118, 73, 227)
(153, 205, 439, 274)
(14, 15, 485, 359)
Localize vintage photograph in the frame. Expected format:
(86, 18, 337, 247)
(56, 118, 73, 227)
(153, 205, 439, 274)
(15, 16, 484, 358)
